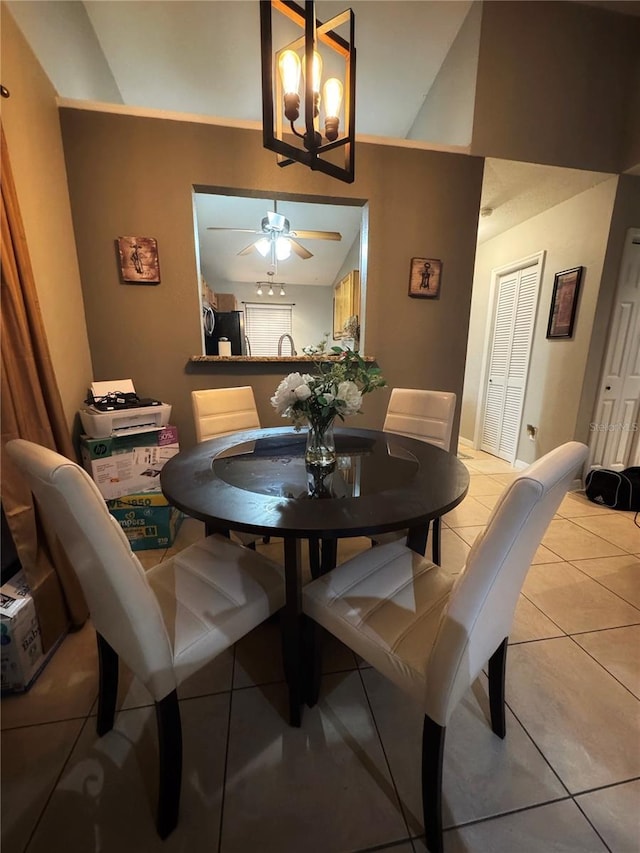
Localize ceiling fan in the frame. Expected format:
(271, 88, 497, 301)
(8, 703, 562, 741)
(206, 202, 341, 261)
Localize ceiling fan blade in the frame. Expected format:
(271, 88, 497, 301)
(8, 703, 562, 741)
(290, 229, 342, 241)
(207, 227, 261, 234)
(237, 241, 258, 256)
(289, 239, 313, 260)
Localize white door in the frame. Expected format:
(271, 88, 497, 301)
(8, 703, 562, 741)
(480, 257, 542, 462)
(589, 228, 640, 470)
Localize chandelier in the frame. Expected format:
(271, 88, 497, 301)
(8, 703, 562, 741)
(260, 0, 355, 183)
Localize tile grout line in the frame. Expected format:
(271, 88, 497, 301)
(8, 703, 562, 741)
(354, 665, 416, 848)
(216, 644, 237, 853)
(21, 700, 95, 853)
(566, 633, 640, 702)
(566, 558, 640, 612)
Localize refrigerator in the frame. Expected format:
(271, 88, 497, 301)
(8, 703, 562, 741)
(205, 310, 247, 356)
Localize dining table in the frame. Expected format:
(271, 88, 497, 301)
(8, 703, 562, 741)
(160, 426, 470, 725)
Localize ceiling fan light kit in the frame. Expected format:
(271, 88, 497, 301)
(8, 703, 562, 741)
(207, 199, 342, 263)
(260, 0, 356, 184)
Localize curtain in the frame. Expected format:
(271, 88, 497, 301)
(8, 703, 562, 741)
(1, 124, 88, 648)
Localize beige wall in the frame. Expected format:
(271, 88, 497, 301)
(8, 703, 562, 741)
(1, 8, 93, 432)
(472, 1, 640, 173)
(461, 178, 619, 463)
(59, 108, 484, 449)
(408, 1, 481, 147)
(576, 175, 640, 445)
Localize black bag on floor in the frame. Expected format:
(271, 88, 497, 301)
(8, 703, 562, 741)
(585, 466, 640, 511)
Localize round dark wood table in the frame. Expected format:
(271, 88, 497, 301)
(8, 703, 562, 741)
(161, 426, 469, 724)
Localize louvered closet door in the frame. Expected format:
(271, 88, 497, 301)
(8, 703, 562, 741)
(481, 264, 539, 461)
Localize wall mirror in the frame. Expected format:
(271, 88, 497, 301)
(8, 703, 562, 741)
(193, 188, 367, 358)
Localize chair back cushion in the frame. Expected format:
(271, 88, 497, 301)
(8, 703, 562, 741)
(383, 389, 456, 450)
(192, 386, 260, 442)
(6, 440, 177, 700)
(426, 441, 588, 724)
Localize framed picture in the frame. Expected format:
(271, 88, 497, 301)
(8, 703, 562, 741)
(408, 257, 442, 298)
(546, 266, 583, 338)
(116, 236, 161, 284)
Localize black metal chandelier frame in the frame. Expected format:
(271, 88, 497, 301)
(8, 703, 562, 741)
(260, 0, 356, 183)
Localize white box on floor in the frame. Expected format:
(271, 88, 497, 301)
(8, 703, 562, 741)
(0, 571, 46, 693)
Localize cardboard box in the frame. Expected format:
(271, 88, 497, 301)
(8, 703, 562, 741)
(214, 292, 237, 311)
(106, 490, 170, 509)
(1, 571, 46, 693)
(109, 504, 183, 551)
(80, 427, 179, 500)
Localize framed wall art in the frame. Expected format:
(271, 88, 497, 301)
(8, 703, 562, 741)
(546, 266, 583, 338)
(408, 257, 442, 298)
(116, 236, 161, 284)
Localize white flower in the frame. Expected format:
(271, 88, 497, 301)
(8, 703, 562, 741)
(271, 372, 305, 415)
(336, 381, 362, 416)
(294, 384, 312, 401)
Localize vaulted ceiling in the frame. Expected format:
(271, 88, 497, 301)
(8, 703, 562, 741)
(6, 0, 622, 285)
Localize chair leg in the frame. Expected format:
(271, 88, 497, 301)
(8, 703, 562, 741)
(488, 637, 508, 739)
(155, 690, 182, 839)
(422, 714, 446, 853)
(96, 633, 118, 737)
(431, 518, 441, 565)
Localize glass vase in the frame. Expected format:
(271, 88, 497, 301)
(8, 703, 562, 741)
(305, 419, 336, 468)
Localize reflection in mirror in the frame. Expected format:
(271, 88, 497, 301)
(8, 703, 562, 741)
(192, 190, 366, 357)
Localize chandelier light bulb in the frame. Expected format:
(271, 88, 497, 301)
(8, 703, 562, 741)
(323, 78, 343, 119)
(279, 50, 301, 122)
(311, 51, 323, 95)
(279, 50, 301, 95)
(256, 283, 263, 296)
(323, 77, 343, 140)
(280, 285, 286, 296)
(268, 285, 274, 296)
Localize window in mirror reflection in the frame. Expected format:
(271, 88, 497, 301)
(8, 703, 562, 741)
(193, 189, 366, 357)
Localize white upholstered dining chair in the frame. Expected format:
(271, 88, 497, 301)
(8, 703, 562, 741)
(191, 385, 266, 546)
(303, 441, 588, 853)
(7, 439, 285, 839)
(191, 385, 260, 442)
(377, 388, 457, 563)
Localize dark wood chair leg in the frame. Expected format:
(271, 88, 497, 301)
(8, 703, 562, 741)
(155, 690, 182, 840)
(488, 637, 508, 739)
(431, 518, 441, 565)
(422, 714, 446, 853)
(96, 633, 118, 737)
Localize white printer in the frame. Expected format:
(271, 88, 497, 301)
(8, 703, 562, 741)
(80, 379, 172, 439)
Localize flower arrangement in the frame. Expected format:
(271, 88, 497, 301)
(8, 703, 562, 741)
(271, 348, 386, 465)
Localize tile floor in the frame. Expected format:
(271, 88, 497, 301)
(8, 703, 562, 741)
(2, 447, 640, 853)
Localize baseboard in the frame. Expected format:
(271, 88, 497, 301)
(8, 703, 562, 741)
(513, 458, 529, 470)
(458, 436, 474, 448)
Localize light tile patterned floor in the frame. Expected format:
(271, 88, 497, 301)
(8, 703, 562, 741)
(2, 446, 639, 853)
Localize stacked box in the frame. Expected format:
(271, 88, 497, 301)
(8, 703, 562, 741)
(0, 571, 46, 692)
(80, 425, 179, 501)
(106, 491, 183, 552)
(80, 425, 183, 551)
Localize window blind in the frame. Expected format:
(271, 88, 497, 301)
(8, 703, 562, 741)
(245, 303, 293, 356)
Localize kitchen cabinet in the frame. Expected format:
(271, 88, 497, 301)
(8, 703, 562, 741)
(333, 270, 360, 338)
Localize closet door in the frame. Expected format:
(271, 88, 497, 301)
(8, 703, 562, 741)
(481, 263, 540, 461)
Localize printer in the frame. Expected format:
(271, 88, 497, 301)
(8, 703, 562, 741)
(79, 379, 172, 438)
